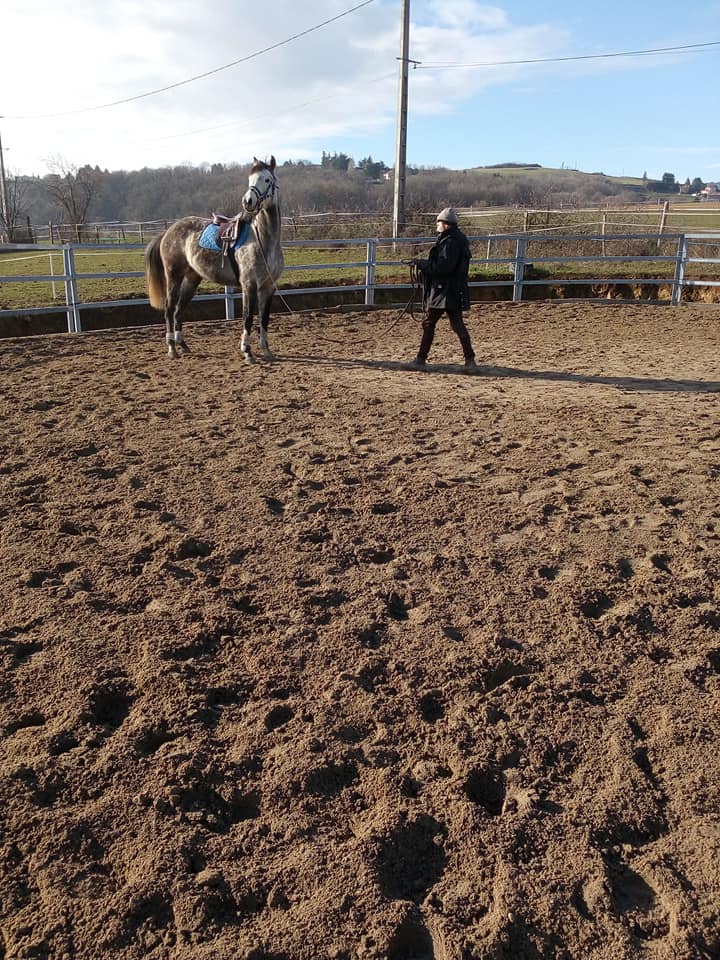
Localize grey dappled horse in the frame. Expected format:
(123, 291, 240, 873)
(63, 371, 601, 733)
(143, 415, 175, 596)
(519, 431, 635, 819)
(145, 157, 283, 361)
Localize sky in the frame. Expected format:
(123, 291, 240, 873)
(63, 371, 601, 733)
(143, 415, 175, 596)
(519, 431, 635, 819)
(2, 0, 720, 183)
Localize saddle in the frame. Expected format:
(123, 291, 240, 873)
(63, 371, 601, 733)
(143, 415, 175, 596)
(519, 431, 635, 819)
(211, 213, 246, 257)
(206, 213, 251, 284)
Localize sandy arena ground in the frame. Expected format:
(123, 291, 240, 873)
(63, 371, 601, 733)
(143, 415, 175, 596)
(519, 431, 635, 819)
(1, 301, 720, 960)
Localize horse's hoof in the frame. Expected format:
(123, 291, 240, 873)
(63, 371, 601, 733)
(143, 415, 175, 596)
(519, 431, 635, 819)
(180, 341, 191, 353)
(263, 351, 277, 362)
(167, 346, 179, 359)
(243, 352, 256, 365)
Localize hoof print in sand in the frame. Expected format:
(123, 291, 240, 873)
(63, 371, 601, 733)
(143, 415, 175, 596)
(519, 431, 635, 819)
(387, 908, 435, 960)
(578, 591, 614, 620)
(83, 679, 133, 731)
(303, 760, 359, 798)
(418, 691, 445, 724)
(464, 767, 506, 817)
(373, 815, 447, 901)
(385, 591, 410, 621)
(262, 495, 286, 516)
(174, 537, 214, 560)
(603, 852, 670, 942)
(264, 704, 294, 731)
(481, 658, 533, 694)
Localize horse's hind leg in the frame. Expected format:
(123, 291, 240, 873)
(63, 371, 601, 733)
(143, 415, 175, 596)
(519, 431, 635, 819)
(258, 290, 276, 361)
(165, 277, 182, 358)
(166, 274, 200, 357)
(173, 277, 201, 354)
(241, 287, 258, 363)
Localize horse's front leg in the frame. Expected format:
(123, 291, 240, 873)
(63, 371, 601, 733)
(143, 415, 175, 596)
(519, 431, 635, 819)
(241, 287, 258, 364)
(257, 290, 276, 361)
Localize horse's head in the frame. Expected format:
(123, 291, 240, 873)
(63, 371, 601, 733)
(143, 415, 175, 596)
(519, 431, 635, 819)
(243, 156, 278, 214)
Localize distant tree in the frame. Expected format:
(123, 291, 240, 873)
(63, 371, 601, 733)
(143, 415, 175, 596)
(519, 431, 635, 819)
(321, 151, 353, 172)
(1, 168, 30, 240)
(15, 158, 694, 231)
(690, 177, 705, 194)
(357, 156, 388, 179)
(647, 172, 679, 194)
(42, 156, 104, 233)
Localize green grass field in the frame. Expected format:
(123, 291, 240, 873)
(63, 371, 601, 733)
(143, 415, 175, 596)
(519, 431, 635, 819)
(0, 246, 394, 310)
(2, 213, 719, 311)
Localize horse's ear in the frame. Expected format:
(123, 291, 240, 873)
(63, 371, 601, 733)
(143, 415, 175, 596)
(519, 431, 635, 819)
(253, 156, 259, 164)
(269, 155, 276, 172)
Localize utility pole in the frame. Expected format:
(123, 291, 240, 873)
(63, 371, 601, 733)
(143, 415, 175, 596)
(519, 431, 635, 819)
(0, 119, 10, 241)
(392, 0, 410, 239)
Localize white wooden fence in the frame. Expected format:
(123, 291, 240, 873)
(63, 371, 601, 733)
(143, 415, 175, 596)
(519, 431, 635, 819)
(1, 232, 719, 335)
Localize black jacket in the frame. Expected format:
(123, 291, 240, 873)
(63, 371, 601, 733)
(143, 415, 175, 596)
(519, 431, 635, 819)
(417, 225, 471, 311)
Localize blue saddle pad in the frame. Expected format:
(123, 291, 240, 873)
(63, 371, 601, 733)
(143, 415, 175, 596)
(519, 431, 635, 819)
(199, 221, 250, 253)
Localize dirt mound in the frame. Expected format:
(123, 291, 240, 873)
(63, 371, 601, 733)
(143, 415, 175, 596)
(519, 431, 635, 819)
(1, 301, 719, 959)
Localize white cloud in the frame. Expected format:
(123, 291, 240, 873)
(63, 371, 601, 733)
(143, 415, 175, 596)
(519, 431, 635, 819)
(429, 3, 510, 31)
(7, 0, 689, 177)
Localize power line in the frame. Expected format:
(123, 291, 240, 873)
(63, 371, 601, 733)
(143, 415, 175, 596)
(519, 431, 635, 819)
(418, 39, 720, 70)
(143, 72, 397, 144)
(5, 0, 377, 120)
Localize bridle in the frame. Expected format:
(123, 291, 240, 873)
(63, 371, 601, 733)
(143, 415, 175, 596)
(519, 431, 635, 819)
(246, 169, 278, 206)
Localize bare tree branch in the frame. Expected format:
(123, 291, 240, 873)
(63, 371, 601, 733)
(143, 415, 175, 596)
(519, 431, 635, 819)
(42, 155, 102, 236)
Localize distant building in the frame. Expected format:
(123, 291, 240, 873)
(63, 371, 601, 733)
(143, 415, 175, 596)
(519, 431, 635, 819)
(700, 183, 720, 199)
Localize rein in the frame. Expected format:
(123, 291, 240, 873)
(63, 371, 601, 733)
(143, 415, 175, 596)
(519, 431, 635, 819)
(294, 262, 423, 346)
(245, 188, 423, 343)
(251, 193, 298, 316)
(405, 260, 424, 320)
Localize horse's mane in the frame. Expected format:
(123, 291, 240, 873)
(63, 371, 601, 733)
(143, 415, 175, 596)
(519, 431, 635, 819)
(250, 155, 276, 174)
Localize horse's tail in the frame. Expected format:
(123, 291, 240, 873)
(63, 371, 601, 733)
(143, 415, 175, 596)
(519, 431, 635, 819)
(144, 233, 167, 310)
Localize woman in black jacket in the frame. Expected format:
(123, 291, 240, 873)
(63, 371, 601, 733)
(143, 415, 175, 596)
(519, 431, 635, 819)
(411, 207, 476, 370)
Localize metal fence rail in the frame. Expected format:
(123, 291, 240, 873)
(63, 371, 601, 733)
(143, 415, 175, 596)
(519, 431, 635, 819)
(1, 232, 719, 334)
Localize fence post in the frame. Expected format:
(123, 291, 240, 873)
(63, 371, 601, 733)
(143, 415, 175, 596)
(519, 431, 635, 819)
(513, 237, 526, 303)
(62, 245, 81, 333)
(224, 286, 236, 321)
(671, 234, 688, 306)
(365, 238, 376, 306)
(657, 200, 669, 249)
(49, 252, 58, 300)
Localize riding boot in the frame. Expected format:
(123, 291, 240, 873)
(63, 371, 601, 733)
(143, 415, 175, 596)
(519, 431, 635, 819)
(449, 311, 475, 362)
(417, 310, 441, 362)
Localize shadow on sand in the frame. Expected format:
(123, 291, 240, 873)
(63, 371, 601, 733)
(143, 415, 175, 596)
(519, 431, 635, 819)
(279, 353, 720, 395)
